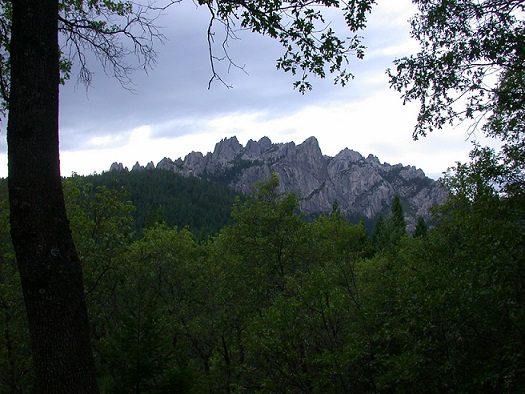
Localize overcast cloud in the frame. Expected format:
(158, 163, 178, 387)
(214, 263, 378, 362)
(0, 0, 489, 179)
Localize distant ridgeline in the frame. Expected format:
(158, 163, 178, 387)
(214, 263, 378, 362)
(108, 136, 448, 232)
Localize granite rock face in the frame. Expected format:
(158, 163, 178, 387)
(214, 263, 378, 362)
(109, 162, 126, 172)
(110, 136, 447, 229)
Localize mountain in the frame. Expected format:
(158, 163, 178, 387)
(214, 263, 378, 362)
(110, 136, 447, 230)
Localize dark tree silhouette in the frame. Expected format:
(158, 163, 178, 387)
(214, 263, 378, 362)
(8, 0, 99, 391)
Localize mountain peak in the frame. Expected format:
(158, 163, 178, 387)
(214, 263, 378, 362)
(109, 136, 446, 228)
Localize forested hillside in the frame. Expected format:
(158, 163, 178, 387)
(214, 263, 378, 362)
(1, 170, 523, 392)
(80, 169, 241, 240)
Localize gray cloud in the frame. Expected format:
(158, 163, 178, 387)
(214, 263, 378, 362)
(58, 1, 389, 152)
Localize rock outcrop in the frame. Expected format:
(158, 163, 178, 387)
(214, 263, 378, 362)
(110, 136, 447, 229)
(109, 162, 126, 172)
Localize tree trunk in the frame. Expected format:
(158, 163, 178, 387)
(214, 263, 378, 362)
(7, 0, 99, 392)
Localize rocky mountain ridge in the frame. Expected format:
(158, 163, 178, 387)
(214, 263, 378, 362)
(110, 136, 447, 229)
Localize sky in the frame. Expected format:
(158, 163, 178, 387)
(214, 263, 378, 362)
(0, 0, 490, 179)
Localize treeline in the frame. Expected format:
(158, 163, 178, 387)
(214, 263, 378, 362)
(0, 172, 524, 392)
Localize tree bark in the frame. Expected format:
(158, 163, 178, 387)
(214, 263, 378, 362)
(7, 0, 99, 392)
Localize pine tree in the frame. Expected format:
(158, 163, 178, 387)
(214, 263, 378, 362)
(390, 194, 407, 242)
(373, 194, 407, 252)
(414, 216, 428, 238)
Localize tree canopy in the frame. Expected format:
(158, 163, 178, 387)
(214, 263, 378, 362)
(2, 174, 524, 392)
(389, 0, 525, 197)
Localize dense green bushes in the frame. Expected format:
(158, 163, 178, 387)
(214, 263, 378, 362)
(0, 172, 523, 392)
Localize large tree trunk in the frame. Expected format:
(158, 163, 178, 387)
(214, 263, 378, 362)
(7, 0, 99, 392)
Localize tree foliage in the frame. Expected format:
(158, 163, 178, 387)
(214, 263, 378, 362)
(195, 0, 377, 91)
(372, 194, 407, 252)
(1, 169, 524, 392)
(413, 215, 427, 237)
(388, 0, 525, 197)
(389, 0, 525, 138)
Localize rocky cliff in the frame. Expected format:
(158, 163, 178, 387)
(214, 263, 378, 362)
(110, 136, 447, 230)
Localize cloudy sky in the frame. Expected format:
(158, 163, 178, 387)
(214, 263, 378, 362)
(0, 0, 489, 179)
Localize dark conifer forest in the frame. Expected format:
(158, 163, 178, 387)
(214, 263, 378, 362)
(0, 169, 523, 392)
(81, 170, 240, 240)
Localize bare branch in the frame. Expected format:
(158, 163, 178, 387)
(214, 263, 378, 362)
(59, 0, 178, 88)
